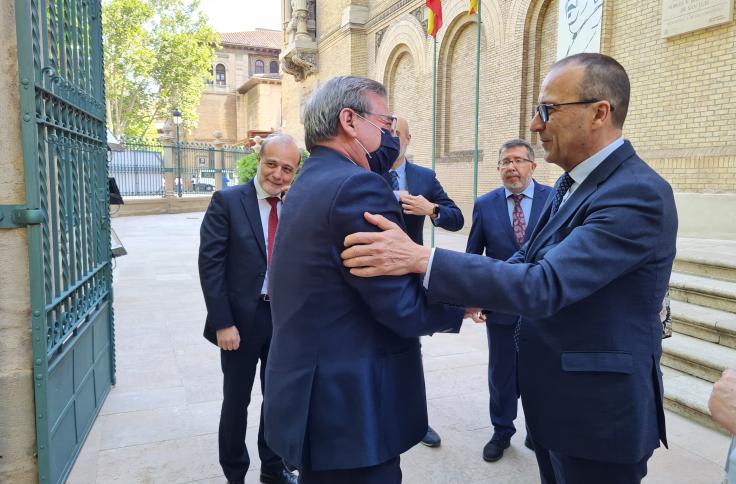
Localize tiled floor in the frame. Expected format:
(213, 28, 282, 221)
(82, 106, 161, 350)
(67, 214, 730, 483)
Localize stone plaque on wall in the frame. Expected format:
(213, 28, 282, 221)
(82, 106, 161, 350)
(661, 0, 733, 38)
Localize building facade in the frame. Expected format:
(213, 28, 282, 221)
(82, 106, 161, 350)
(191, 29, 282, 144)
(278, 0, 736, 239)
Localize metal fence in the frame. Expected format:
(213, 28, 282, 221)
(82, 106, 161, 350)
(110, 139, 252, 198)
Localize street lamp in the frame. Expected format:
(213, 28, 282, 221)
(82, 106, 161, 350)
(172, 109, 182, 197)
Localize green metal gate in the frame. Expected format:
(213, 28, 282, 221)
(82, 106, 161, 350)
(13, 1, 115, 482)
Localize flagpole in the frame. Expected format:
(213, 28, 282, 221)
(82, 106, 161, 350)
(431, 36, 437, 249)
(473, 0, 481, 201)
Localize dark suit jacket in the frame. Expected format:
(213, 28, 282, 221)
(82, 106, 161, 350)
(465, 181, 552, 325)
(264, 146, 464, 471)
(199, 181, 268, 345)
(427, 141, 676, 464)
(402, 162, 464, 245)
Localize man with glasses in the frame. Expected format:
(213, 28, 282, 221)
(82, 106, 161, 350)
(387, 116, 464, 448)
(342, 53, 677, 483)
(465, 139, 551, 463)
(263, 76, 465, 483)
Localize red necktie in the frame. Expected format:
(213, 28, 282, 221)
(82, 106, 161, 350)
(266, 197, 279, 267)
(511, 194, 526, 246)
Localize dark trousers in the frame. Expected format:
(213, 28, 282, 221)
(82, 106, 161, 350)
(299, 456, 402, 484)
(486, 323, 518, 442)
(533, 439, 652, 484)
(219, 300, 282, 482)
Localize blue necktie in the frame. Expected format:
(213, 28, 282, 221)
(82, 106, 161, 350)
(550, 172, 574, 215)
(387, 171, 400, 191)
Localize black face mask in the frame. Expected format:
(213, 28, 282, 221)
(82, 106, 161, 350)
(365, 128, 400, 176)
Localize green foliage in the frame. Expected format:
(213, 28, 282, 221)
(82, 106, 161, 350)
(103, 0, 218, 139)
(235, 149, 310, 185)
(237, 152, 260, 184)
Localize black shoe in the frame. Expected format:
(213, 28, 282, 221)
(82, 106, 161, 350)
(421, 426, 441, 447)
(483, 439, 510, 462)
(524, 435, 535, 451)
(260, 468, 298, 484)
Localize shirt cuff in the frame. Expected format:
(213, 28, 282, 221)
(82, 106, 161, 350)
(431, 212, 441, 226)
(422, 248, 436, 290)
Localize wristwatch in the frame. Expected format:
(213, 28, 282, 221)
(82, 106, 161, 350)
(432, 204, 440, 216)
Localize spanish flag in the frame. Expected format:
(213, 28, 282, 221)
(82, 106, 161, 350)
(426, 0, 443, 37)
(468, 0, 477, 15)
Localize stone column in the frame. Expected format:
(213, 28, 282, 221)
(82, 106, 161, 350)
(158, 125, 175, 197)
(0, 0, 38, 481)
(212, 131, 224, 191)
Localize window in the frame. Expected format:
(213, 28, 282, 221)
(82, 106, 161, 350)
(270, 60, 279, 74)
(215, 64, 226, 86)
(255, 59, 264, 74)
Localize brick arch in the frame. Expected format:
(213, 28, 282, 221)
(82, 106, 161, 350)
(434, 0, 504, 50)
(375, 18, 427, 86)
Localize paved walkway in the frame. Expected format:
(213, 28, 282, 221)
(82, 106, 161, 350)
(68, 213, 730, 483)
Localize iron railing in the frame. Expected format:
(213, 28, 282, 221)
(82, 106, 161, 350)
(111, 138, 251, 197)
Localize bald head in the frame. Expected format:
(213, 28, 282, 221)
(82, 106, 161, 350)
(393, 117, 411, 169)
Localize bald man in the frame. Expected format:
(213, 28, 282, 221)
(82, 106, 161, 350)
(386, 117, 464, 446)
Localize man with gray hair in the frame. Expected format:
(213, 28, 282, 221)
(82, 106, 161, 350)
(199, 132, 301, 484)
(263, 76, 465, 483)
(465, 138, 551, 463)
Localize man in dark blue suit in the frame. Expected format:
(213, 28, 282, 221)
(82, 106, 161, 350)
(199, 133, 300, 484)
(343, 53, 677, 484)
(389, 117, 464, 447)
(465, 138, 551, 462)
(263, 76, 465, 484)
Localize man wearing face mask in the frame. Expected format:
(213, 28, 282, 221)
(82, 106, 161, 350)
(263, 76, 466, 483)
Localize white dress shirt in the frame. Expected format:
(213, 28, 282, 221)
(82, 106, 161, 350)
(253, 173, 282, 294)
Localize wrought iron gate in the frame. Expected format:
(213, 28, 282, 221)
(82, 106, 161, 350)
(14, 1, 115, 482)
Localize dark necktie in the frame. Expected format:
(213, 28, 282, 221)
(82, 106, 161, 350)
(550, 172, 575, 216)
(511, 194, 526, 246)
(387, 171, 400, 191)
(266, 197, 279, 267)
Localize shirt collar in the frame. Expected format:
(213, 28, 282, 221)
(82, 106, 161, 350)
(505, 179, 536, 200)
(568, 136, 624, 185)
(253, 171, 280, 200)
(391, 158, 407, 176)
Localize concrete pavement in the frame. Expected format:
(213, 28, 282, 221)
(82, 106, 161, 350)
(67, 212, 730, 483)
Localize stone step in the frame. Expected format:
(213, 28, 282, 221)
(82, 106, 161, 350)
(661, 333, 736, 383)
(669, 272, 736, 313)
(661, 366, 721, 432)
(670, 300, 736, 349)
(674, 240, 736, 283)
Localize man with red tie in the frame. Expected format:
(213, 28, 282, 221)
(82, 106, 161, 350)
(199, 132, 300, 484)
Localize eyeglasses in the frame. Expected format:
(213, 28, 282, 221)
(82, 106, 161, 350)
(363, 111, 397, 132)
(532, 99, 613, 124)
(498, 157, 533, 168)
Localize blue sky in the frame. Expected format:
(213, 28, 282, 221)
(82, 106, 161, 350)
(199, 0, 281, 33)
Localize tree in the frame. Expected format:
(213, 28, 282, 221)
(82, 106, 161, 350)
(103, 0, 218, 139)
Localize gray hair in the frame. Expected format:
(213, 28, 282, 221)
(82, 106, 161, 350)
(258, 132, 299, 162)
(303, 76, 387, 151)
(498, 138, 535, 161)
(553, 53, 630, 128)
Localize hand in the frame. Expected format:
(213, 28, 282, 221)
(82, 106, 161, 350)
(342, 212, 430, 277)
(400, 194, 436, 217)
(281, 185, 291, 199)
(216, 325, 240, 351)
(709, 368, 736, 434)
(464, 308, 486, 323)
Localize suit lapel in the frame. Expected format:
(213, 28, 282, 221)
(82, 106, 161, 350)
(405, 162, 417, 194)
(240, 181, 267, 259)
(494, 190, 516, 245)
(525, 182, 548, 240)
(526, 141, 635, 260)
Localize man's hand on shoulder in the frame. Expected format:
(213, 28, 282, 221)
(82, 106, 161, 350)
(342, 212, 430, 277)
(216, 325, 240, 351)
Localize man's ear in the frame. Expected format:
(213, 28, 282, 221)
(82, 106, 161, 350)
(591, 101, 612, 129)
(339, 108, 358, 138)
